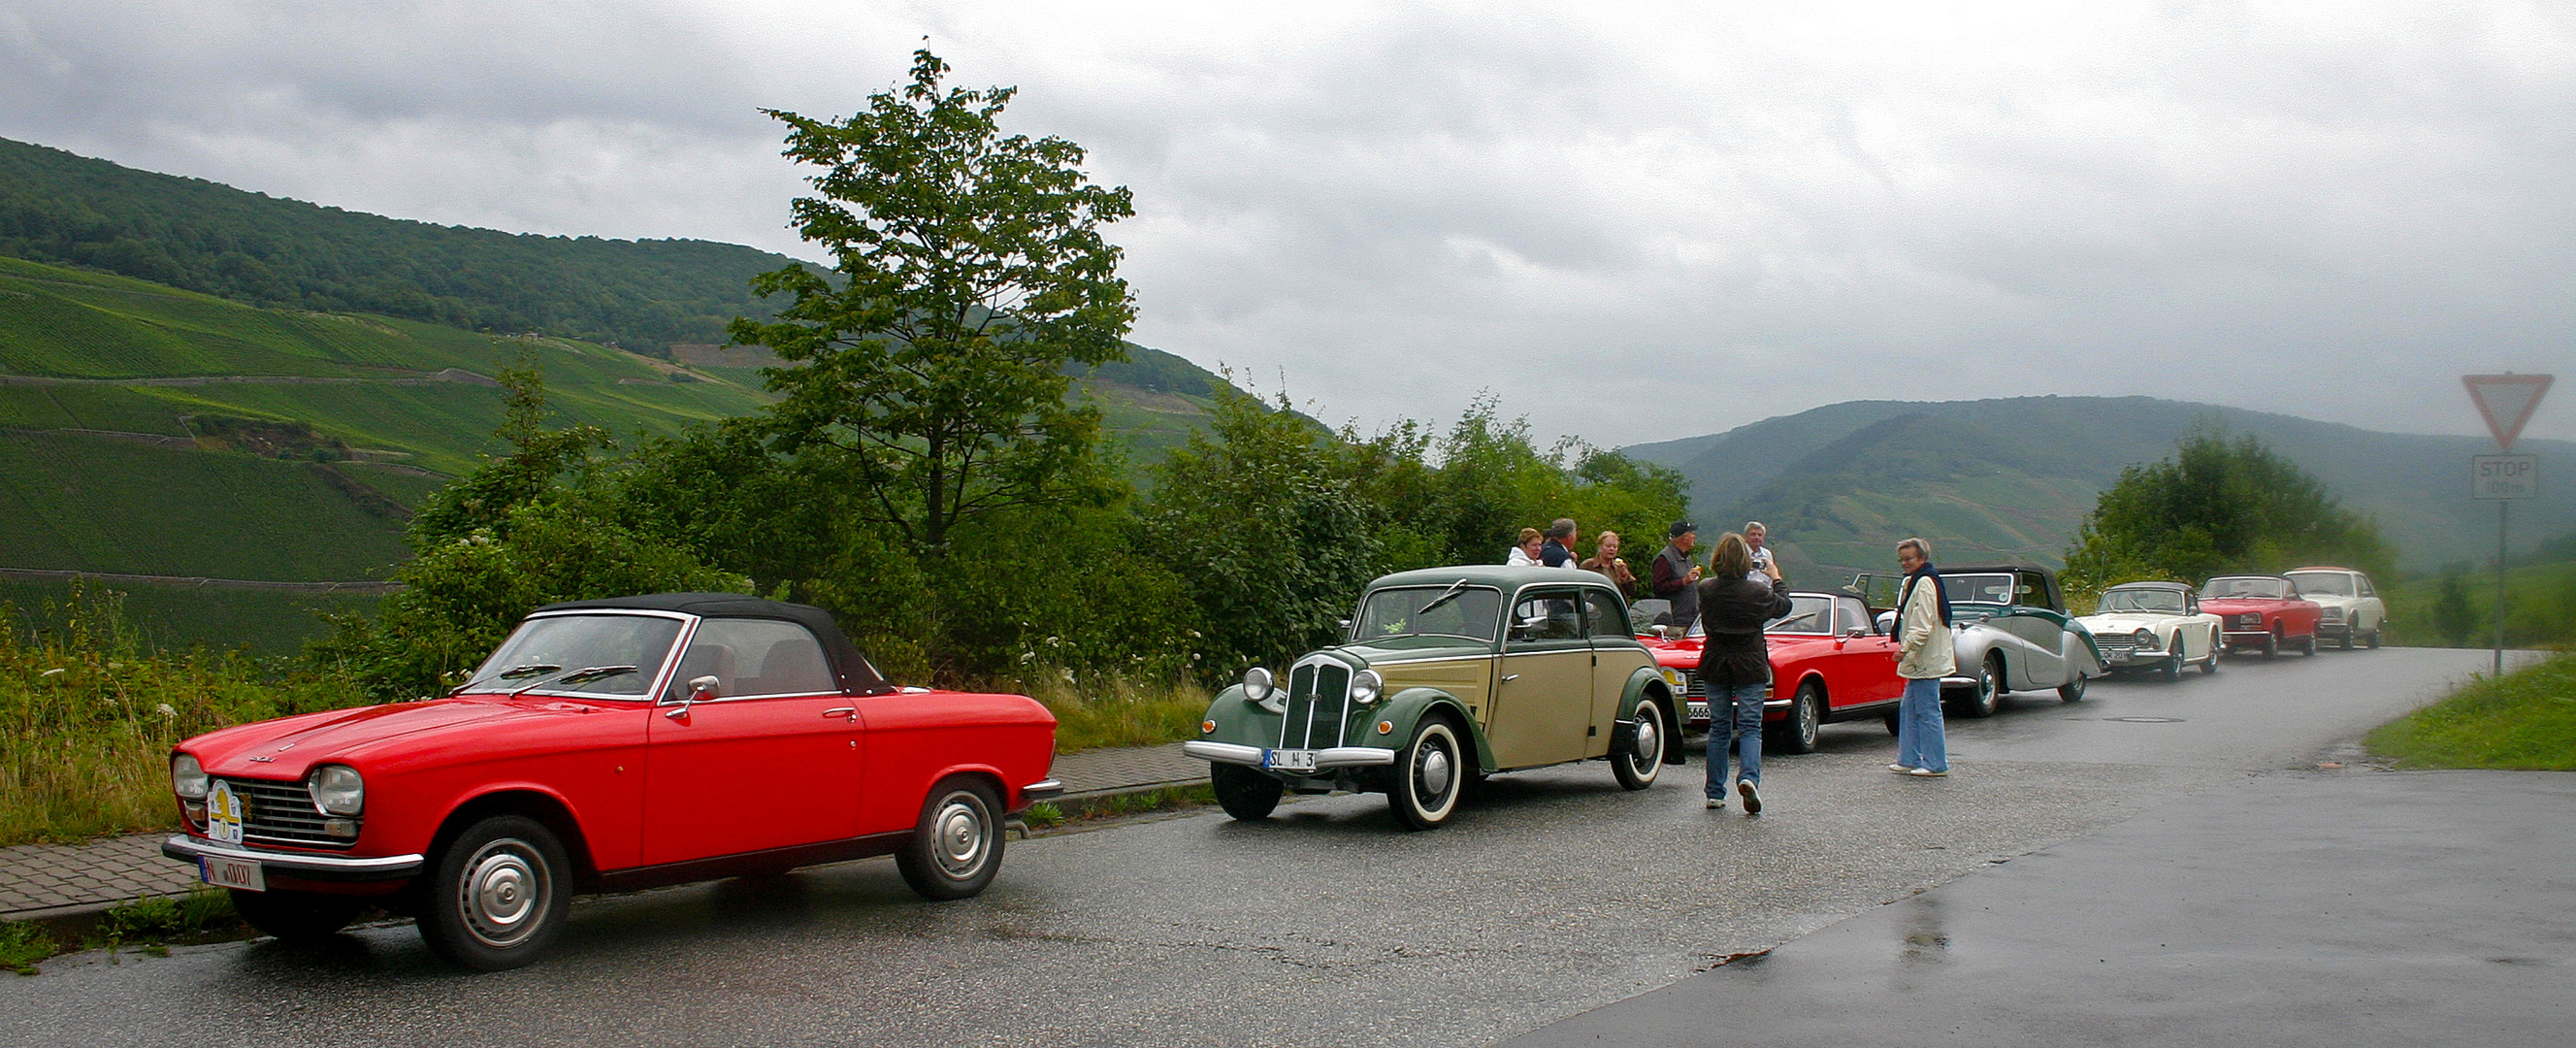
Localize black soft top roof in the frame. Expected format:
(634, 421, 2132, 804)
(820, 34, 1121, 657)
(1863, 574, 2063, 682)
(532, 592, 892, 696)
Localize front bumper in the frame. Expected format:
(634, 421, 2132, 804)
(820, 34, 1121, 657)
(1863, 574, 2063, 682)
(2102, 645, 2174, 667)
(162, 835, 424, 882)
(1183, 740, 1396, 770)
(1684, 698, 1792, 724)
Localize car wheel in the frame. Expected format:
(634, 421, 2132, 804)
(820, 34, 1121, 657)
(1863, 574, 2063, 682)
(1211, 763, 1283, 821)
(1388, 717, 1466, 830)
(1955, 655, 2005, 718)
(1612, 697, 1667, 790)
(2366, 626, 2382, 649)
(1882, 712, 1902, 737)
(2300, 632, 2319, 656)
(2339, 632, 2354, 651)
(2262, 630, 2278, 658)
(1779, 682, 1824, 755)
(2164, 648, 2185, 682)
(418, 814, 573, 971)
(897, 777, 1004, 901)
(2058, 671, 2087, 703)
(230, 889, 366, 944)
(2201, 646, 2219, 674)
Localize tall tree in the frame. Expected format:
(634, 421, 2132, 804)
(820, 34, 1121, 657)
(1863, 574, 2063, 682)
(2063, 425, 2394, 592)
(730, 49, 1137, 554)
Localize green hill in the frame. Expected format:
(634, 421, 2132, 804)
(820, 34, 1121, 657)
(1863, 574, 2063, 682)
(0, 137, 802, 354)
(1625, 396, 2576, 583)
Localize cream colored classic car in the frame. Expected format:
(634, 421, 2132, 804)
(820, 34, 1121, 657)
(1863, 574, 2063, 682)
(2075, 581, 2222, 679)
(2282, 567, 2389, 649)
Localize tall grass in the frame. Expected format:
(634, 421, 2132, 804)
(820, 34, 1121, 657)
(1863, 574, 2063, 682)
(0, 584, 359, 845)
(2367, 652, 2576, 770)
(1018, 667, 1210, 754)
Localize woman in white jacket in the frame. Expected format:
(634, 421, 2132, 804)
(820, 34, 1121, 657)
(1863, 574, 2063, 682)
(1891, 537, 1955, 776)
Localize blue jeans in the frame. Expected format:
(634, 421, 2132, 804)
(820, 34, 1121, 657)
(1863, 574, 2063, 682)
(1706, 682, 1766, 797)
(1897, 677, 1947, 772)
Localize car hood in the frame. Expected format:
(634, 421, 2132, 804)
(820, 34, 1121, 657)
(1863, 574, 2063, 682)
(2201, 596, 2303, 612)
(181, 696, 611, 778)
(2080, 612, 2180, 632)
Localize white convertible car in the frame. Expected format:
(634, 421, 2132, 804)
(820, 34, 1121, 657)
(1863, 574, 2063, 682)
(2075, 580, 2223, 680)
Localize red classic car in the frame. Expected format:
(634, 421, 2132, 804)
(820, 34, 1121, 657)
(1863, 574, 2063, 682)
(2199, 575, 2324, 657)
(161, 594, 1061, 969)
(1639, 590, 1906, 752)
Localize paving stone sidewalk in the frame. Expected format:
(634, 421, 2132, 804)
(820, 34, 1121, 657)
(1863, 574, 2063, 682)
(0, 742, 1207, 921)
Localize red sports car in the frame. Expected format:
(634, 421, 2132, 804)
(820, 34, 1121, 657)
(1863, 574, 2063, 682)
(2199, 575, 2324, 657)
(161, 593, 1061, 969)
(1639, 590, 1907, 752)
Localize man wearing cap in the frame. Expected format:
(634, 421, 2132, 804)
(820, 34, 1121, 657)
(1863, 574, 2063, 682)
(1650, 521, 1704, 630)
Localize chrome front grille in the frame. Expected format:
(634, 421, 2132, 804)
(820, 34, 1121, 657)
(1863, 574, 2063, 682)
(1278, 661, 1352, 750)
(2098, 637, 2139, 661)
(2319, 607, 2345, 625)
(221, 777, 355, 849)
(2229, 613, 2262, 630)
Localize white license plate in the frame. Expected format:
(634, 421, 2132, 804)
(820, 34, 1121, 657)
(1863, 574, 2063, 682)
(201, 855, 265, 892)
(1261, 748, 1319, 772)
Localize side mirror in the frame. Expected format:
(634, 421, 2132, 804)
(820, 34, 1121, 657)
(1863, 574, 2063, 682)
(1874, 610, 1898, 635)
(1845, 627, 1868, 639)
(666, 675, 720, 720)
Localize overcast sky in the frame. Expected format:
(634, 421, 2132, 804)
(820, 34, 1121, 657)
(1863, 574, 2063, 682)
(3, 1, 2569, 447)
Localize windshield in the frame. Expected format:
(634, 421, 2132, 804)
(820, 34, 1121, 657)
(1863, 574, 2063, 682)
(1941, 573, 2018, 606)
(468, 614, 684, 698)
(2202, 577, 2289, 600)
(1765, 595, 1836, 635)
(2100, 588, 2187, 614)
(1353, 585, 1503, 643)
(2284, 572, 2352, 597)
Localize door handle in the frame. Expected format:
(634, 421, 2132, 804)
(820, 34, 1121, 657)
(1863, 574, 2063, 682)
(822, 707, 856, 721)
(1501, 673, 1520, 682)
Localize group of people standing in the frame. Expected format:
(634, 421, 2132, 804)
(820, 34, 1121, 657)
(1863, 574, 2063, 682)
(1505, 518, 1955, 813)
(1662, 525, 1955, 817)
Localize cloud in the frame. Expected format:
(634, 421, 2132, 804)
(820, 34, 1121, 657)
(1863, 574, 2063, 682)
(2, 0, 2570, 448)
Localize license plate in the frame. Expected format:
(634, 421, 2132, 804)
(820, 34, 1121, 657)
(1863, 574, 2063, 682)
(1261, 748, 1319, 772)
(206, 779, 246, 845)
(201, 855, 265, 892)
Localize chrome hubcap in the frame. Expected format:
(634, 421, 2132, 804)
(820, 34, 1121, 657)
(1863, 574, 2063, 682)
(1418, 740, 1452, 798)
(1633, 713, 1660, 764)
(930, 795, 991, 878)
(458, 839, 547, 948)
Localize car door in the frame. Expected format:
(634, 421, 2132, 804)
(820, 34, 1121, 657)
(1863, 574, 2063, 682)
(1583, 588, 1650, 756)
(1827, 596, 1906, 709)
(642, 617, 863, 867)
(1486, 586, 1593, 769)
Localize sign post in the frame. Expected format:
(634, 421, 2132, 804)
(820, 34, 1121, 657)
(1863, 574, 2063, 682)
(2462, 375, 2553, 675)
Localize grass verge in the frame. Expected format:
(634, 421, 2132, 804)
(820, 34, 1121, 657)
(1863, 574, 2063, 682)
(0, 889, 244, 974)
(2366, 652, 2576, 770)
(1022, 670, 1209, 754)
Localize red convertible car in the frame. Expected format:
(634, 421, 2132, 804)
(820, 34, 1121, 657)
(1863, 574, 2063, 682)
(1640, 590, 1906, 752)
(162, 594, 1061, 969)
(2200, 575, 2324, 657)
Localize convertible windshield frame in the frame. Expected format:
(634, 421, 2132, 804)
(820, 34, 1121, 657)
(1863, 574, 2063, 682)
(2101, 588, 2189, 614)
(471, 609, 694, 703)
(2202, 576, 2291, 600)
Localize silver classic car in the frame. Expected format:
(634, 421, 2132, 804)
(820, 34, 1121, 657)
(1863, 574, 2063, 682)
(1185, 566, 1681, 830)
(1866, 565, 2103, 717)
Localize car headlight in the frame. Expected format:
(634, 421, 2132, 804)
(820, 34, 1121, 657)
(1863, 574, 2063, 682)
(172, 754, 209, 801)
(309, 765, 365, 816)
(1351, 669, 1384, 705)
(2134, 629, 2157, 646)
(1242, 667, 1274, 704)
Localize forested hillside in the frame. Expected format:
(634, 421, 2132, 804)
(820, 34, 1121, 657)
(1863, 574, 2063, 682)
(0, 138, 803, 353)
(1625, 396, 2576, 582)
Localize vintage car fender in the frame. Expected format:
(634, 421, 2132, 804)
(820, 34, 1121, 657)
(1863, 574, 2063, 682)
(1610, 666, 1684, 765)
(1196, 683, 1286, 748)
(1374, 686, 1500, 774)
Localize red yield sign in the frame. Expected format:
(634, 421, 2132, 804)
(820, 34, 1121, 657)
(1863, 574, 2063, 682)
(2462, 374, 2553, 451)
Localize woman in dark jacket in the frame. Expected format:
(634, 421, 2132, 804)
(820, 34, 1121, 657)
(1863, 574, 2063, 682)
(1696, 532, 1792, 813)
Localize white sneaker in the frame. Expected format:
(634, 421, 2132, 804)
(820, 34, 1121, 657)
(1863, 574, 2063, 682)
(1737, 779, 1762, 815)
(1705, 797, 1724, 809)
(1908, 767, 1948, 777)
(1888, 764, 1914, 773)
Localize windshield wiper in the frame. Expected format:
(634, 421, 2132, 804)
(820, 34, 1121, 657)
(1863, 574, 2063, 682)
(1415, 578, 1472, 617)
(450, 663, 562, 696)
(505, 665, 638, 698)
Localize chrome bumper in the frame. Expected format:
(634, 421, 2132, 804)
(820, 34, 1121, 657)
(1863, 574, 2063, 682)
(1022, 779, 1064, 802)
(161, 835, 424, 882)
(1183, 740, 1396, 769)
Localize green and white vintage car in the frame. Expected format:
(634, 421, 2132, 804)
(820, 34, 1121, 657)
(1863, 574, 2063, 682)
(1184, 566, 1682, 831)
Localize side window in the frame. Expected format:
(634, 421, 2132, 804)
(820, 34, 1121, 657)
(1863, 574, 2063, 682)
(1509, 591, 1584, 645)
(669, 618, 837, 699)
(1583, 590, 1630, 639)
(2359, 575, 2376, 598)
(1835, 598, 1864, 636)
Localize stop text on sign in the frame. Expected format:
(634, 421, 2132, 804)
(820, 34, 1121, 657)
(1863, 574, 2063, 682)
(2472, 455, 2536, 500)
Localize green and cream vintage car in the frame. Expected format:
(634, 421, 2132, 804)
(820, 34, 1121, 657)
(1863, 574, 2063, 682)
(1184, 566, 1682, 831)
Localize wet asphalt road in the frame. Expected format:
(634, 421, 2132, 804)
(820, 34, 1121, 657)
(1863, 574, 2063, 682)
(0, 646, 2534, 1047)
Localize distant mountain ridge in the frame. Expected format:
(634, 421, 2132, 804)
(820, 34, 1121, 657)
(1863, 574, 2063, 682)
(1624, 396, 2576, 582)
(0, 136, 806, 353)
